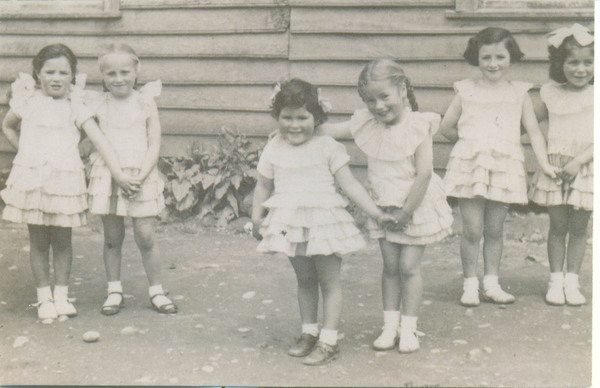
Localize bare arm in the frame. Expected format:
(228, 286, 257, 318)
(317, 120, 353, 140)
(531, 91, 549, 139)
(2, 110, 21, 150)
(439, 94, 462, 142)
(251, 173, 275, 240)
(562, 143, 593, 181)
(392, 135, 434, 229)
(80, 118, 139, 194)
(334, 165, 396, 227)
(137, 112, 161, 182)
(521, 95, 557, 179)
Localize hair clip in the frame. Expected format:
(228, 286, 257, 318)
(547, 23, 593, 48)
(317, 88, 332, 113)
(269, 82, 281, 106)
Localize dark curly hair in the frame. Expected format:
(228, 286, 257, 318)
(548, 36, 594, 84)
(270, 78, 327, 126)
(32, 44, 77, 84)
(463, 27, 524, 66)
(357, 59, 418, 112)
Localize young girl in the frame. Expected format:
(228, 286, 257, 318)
(84, 43, 177, 315)
(319, 59, 454, 353)
(251, 78, 397, 365)
(1, 44, 131, 320)
(440, 27, 557, 307)
(529, 24, 593, 306)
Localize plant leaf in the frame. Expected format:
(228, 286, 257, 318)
(172, 180, 192, 202)
(227, 191, 239, 216)
(231, 174, 243, 190)
(214, 181, 230, 200)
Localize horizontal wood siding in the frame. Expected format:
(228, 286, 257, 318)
(0, 2, 593, 177)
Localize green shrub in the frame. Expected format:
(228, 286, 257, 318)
(160, 126, 262, 219)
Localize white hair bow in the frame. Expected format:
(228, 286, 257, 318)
(269, 82, 281, 106)
(317, 88, 332, 113)
(547, 23, 593, 48)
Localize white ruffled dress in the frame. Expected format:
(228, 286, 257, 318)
(349, 108, 453, 245)
(84, 82, 165, 218)
(443, 79, 532, 204)
(1, 73, 93, 227)
(529, 82, 593, 211)
(256, 135, 365, 257)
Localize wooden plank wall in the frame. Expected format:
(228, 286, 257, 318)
(0, 0, 593, 179)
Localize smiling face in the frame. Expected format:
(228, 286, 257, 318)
(360, 79, 406, 125)
(37, 56, 73, 99)
(100, 53, 138, 99)
(478, 41, 511, 84)
(563, 45, 594, 89)
(278, 106, 316, 146)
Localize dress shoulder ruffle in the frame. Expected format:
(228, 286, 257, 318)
(9, 73, 36, 117)
(350, 108, 437, 161)
(260, 134, 349, 170)
(540, 81, 593, 115)
(454, 78, 532, 101)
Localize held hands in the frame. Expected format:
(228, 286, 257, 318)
(115, 171, 141, 199)
(558, 159, 582, 183)
(384, 207, 412, 233)
(540, 162, 560, 180)
(374, 210, 398, 231)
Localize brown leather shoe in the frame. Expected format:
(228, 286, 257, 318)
(288, 333, 318, 357)
(303, 341, 339, 366)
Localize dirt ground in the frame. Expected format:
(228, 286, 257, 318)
(0, 208, 593, 387)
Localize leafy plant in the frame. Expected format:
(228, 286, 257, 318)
(160, 126, 261, 219)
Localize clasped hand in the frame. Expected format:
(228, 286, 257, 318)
(115, 171, 141, 199)
(376, 207, 411, 233)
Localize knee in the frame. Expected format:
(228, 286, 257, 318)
(296, 273, 318, 290)
(104, 233, 124, 249)
(134, 232, 154, 251)
(549, 221, 569, 237)
(382, 263, 400, 278)
(463, 226, 483, 244)
(483, 224, 504, 240)
(568, 223, 588, 238)
(399, 262, 420, 279)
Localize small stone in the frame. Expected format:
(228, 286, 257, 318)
(242, 347, 256, 352)
(0, 301, 6, 305)
(75, 255, 84, 259)
(237, 327, 250, 333)
(22, 245, 30, 252)
(172, 295, 184, 301)
(42, 319, 54, 325)
(453, 339, 468, 345)
(8, 265, 17, 271)
(422, 300, 432, 305)
(121, 326, 138, 335)
(195, 324, 204, 329)
(478, 323, 491, 328)
(561, 324, 571, 330)
(483, 346, 492, 354)
(338, 333, 345, 340)
(468, 348, 481, 360)
(431, 348, 441, 354)
(255, 315, 266, 320)
(58, 315, 69, 322)
(201, 366, 214, 373)
(242, 291, 256, 299)
(169, 263, 177, 270)
(13, 336, 29, 348)
(83, 331, 100, 343)
(262, 299, 273, 304)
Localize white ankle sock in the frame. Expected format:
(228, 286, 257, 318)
(37, 286, 53, 303)
(564, 272, 580, 286)
(483, 275, 499, 290)
(400, 315, 418, 332)
(383, 311, 401, 329)
(53, 285, 69, 300)
(319, 329, 338, 346)
(463, 277, 479, 289)
(148, 284, 165, 298)
(549, 272, 564, 284)
(302, 323, 319, 337)
(108, 281, 123, 294)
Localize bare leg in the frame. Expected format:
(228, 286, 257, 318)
(547, 206, 569, 273)
(458, 198, 486, 278)
(50, 226, 73, 286)
(289, 256, 319, 325)
(28, 224, 51, 288)
(132, 217, 160, 286)
(399, 244, 426, 317)
(482, 200, 509, 276)
(565, 209, 591, 274)
(378, 239, 402, 311)
(102, 215, 125, 282)
(314, 255, 343, 331)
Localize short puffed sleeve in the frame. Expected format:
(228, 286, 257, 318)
(453, 79, 475, 96)
(257, 139, 276, 179)
(8, 73, 36, 118)
(324, 136, 351, 174)
(510, 80, 533, 97)
(68, 73, 96, 128)
(139, 80, 161, 118)
(398, 111, 437, 155)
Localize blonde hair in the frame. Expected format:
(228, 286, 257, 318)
(98, 43, 141, 72)
(357, 59, 418, 111)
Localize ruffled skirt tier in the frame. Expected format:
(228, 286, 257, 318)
(529, 154, 593, 211)
(443, 139, 528, 204)
(1, 164, 87, 227)
(257, 192, 365, 257)
(368, 176, 453, 245)
(88, 159, 165, 218)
